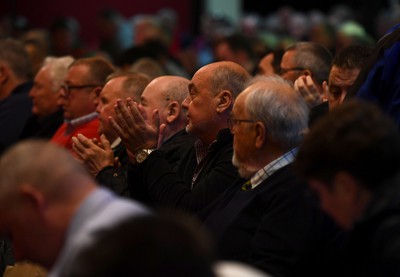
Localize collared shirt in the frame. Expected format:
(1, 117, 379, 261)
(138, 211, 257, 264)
(65, 112, 98, 134)
(192, 138, 218, 187)
(248, 148, 298, 190)
(110, 137, 121, 149)
(194, 139, 211, 165)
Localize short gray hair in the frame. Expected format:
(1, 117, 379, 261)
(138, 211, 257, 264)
(285, 42, 332, 85)
(43, 56, 75, 92)
(245, 75, 309, 149)
(0, 38, 32, 80)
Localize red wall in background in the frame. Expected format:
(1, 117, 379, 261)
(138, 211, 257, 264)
(2, 0, 193, 48)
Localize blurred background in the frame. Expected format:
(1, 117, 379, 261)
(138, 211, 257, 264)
(0, 0, 397, 76)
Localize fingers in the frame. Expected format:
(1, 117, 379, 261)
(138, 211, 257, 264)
(100, 134, 112, 151)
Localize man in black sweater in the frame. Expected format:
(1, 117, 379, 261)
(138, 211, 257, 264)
(200, 76, 344, 277)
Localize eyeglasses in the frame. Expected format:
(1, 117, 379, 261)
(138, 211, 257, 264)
(279, 67, 305, 75)
(60, 84, 102, 98)
(228, 118, 255, 132)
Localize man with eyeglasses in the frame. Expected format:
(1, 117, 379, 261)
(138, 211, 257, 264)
(200, 75, 344, 277)
(50, 57, 115, 154)
(295, 45, 373, 126)
(280, 42, 332, 106)
(71, 72, 150, 197)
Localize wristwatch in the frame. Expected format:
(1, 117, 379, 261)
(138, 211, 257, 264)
(135, 149, 155, 164)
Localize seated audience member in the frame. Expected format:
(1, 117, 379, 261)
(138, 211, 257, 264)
(62, 212, 215, 277)
(213, 34, 258, 75)
(129, 57, 167, 80)
(0, 140, 149, 277)
(72, 72, 150, 196)
(0, 38, 33, 153)
(256, 49, 284, 77)
(298, 45, 373, 125)
(20, 56, 75, 139)
(111, 61, 250, 212)
(295, 100, 400, 276)
(200, 76, 344, 277)
(137, 75, 194, 171)
(347, 24, 400, 128)
(280, 41, 332, 104)
(50, 57, 115, 154)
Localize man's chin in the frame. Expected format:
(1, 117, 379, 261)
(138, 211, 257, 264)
(233, 155, 253, 179)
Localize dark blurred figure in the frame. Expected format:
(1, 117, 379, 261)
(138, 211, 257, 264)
(0, 38, 33, 154)
(96, 9, 132, 63)
(257, 48, 284, 76)
(22, 29, 50, 75)
(347, 23, 400, 128)
(63, 212, 216, 277)
(296, 100, 400, 277)
(213, 34, 258, 74)
(49, 17, 87, 58)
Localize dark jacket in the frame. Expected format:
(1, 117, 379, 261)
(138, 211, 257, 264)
(128, 128, 240, 212)
(343, 182, 400, 277)
(97, 130, 194, 198)
(0, 82, 33, 153)
(96, 142, 130, 197)
(19, 109, 64, 140)
(347, 23, 400, 127)
(199, 164, 345, 277)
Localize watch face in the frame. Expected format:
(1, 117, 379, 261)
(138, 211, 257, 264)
(136, 150, 148, 163)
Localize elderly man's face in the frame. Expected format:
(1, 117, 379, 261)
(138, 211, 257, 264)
(96, 77, 126, 141)
(182, 67, 219, 139)
(230, 90, 258, 179)
(139, 82, 168, 126)
(29, 67, 60, 117)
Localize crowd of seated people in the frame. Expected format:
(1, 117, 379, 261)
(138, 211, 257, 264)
(1, 5, 400, 276)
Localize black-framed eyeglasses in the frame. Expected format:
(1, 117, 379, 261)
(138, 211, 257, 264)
(279, 67, 305, 75)
(60, 84, 102, 98)
(228, 118, 255, 132)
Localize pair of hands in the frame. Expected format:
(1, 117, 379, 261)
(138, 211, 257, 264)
(72, 134, 117, 177)
(73, 98, 165, 174)
(294, 75, 329, 108)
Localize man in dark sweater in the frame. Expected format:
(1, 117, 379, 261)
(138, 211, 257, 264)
(0, 38, 33, 154)
(111, 61, 251, 212)
(200, 76, 344, 277)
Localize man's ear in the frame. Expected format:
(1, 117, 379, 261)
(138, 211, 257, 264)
(0, 64, 9, 84)
(92, 86, 103, 99)
(18, 184, 46, 213)
(333, 172, 370, 205)
(165, 101, 180, 123)
(254, 122, 266, 148)
(215, 90, 233, 113)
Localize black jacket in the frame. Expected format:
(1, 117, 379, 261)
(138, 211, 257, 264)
(199, 164, 345, 277)
(343, 182, 400, 277)
(128, 128, 240, 212)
